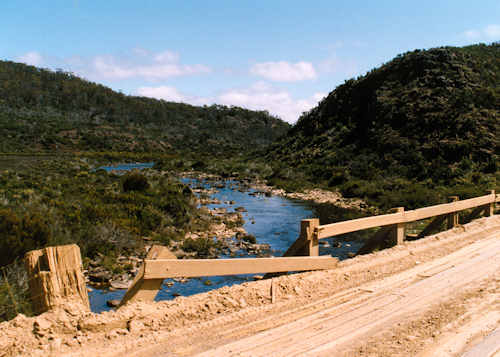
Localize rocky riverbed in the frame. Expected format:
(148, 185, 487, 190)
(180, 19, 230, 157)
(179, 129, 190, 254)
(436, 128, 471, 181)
(85, 172, 367, 310)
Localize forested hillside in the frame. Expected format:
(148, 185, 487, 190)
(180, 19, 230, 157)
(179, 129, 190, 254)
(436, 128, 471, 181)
(265, 43, 499, 208)
(0, 61, 290, 153)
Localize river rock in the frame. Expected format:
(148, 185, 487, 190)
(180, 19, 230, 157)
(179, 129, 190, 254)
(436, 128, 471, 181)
(110, 280, 131, 289)
(235, 206, 247, 212)
(106, 300, 120, 308)
(89, 271, 112, 283)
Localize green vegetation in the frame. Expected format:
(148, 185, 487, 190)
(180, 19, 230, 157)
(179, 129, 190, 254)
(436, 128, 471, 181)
(0, 61, 290, 154)
(0, 261, 31, 321)
(0, 156, 212, 268)
(262, 43, 499, 209)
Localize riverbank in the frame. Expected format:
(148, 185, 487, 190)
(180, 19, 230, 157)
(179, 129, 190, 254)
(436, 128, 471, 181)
(88, 174, 344, 311)
(180, 171, 372, 212)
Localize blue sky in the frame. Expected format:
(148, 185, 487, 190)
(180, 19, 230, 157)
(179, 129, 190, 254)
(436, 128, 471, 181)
(1, 0, 499, 122)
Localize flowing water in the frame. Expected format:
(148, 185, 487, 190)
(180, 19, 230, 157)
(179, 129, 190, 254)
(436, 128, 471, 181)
(88, 166, 362, 312)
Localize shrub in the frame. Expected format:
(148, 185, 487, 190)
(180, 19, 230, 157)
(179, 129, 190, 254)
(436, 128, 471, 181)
(241, 234, 256, 244)
(122, 172, 149, 192)
(181, 238, 217, 257)
(0, 209, 51, 267)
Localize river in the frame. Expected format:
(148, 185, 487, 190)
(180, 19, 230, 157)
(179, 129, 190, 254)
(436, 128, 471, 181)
(88, 166, 362, 312)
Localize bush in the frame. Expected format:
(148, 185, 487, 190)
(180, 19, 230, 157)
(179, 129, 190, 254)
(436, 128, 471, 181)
(122, 172, 149, 192)
(0, 261, 32, 322)
(181, 238, 217, 257)
(240, 234, 257, 244)
(0, 209, 51, 267)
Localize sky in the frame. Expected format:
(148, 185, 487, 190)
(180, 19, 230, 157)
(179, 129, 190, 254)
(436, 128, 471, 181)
(1, 0, 499, 123)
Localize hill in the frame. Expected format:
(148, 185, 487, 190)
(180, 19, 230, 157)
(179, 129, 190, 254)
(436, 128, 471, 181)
(265, 43, 499, 208)
(0, 61, 290, 153)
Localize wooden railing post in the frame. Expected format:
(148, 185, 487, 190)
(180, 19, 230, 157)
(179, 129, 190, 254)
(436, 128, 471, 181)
(447, 196, 459, 229)
(302, 218, 319, 256)
(485, 190, 495, 216)
(390, 207, 405, 245)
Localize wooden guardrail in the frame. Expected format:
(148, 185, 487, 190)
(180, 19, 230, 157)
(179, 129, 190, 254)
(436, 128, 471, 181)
(320, 190, 497, 254)
(119, 190, 497, 307)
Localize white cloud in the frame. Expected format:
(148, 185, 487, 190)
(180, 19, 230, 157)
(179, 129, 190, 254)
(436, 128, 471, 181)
(484, 24, 500, 39)
(217, 83, 324, 123)
(464, 30, 481, 40)
(153, 50, 179, 63)
(136, 82, 324, 123)
(137, 85, 186, 102)
(463, 24, 500, 41)
(17, 51, 43, 66)
(136, 85, 210, 106)
(319, 56, 358, 76)
(250, 61, 317, 82)
(91, 52, 210, 80)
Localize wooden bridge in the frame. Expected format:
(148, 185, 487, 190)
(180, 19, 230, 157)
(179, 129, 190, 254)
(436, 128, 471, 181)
(118, 190, 498, 306)
(20, 190, 500, 356)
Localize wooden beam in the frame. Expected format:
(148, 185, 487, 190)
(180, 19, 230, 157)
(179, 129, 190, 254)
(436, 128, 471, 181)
(263, 219, 318, 279)
(404, 193, 494, 222)
(485, 190, 495, 216)
(303, 219, 320, 256)
(447, 196, 459, 229)
(416, 214, 447, 239)
(316, 211, 404, 239)
(143, 256, 339, 279)
(316, 193, 495, 240)
(119, 245, 176, 307)
(390, 207, 406, 245)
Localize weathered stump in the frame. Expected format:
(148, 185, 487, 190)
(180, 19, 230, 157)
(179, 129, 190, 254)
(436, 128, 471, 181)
(25, 244, 90, 314)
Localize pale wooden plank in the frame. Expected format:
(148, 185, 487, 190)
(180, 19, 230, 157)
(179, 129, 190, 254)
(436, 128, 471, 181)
(405, 193, 495, 222)
(303, 218, 320, 256)
(317, 193, 495, 240)
(119, 245, 176, 307)
(143, 256, 339, 279)
(263, 219, 314, 279)
(316, 212, 404, 239)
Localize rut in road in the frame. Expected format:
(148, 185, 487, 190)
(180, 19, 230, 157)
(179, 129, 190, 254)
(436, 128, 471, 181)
(195, 232, 500, 356)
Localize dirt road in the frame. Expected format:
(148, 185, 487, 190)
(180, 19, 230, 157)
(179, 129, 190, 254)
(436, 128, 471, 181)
(194, 232, 500, 356)
(1, 216, 499, 357)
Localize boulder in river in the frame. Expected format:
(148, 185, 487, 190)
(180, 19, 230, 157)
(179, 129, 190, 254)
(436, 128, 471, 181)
(106, 299, 120, 308)
(89, 271, 112, 283)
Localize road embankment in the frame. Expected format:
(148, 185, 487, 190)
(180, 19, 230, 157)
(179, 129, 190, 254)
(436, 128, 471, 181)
(0, 215, 499, 357)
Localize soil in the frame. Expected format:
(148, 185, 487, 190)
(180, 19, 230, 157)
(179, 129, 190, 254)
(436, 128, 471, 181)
(1, 216, 499, 357)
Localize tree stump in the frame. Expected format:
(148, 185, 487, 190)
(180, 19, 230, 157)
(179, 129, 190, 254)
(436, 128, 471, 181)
(25, 244, 90, 314)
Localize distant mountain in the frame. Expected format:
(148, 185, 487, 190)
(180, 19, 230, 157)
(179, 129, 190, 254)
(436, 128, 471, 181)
(265, 43, 499, 204)
(0, 61, 290, 153)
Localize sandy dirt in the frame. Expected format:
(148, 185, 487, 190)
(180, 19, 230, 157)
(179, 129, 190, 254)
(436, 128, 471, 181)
(1, 216, 499, 357)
